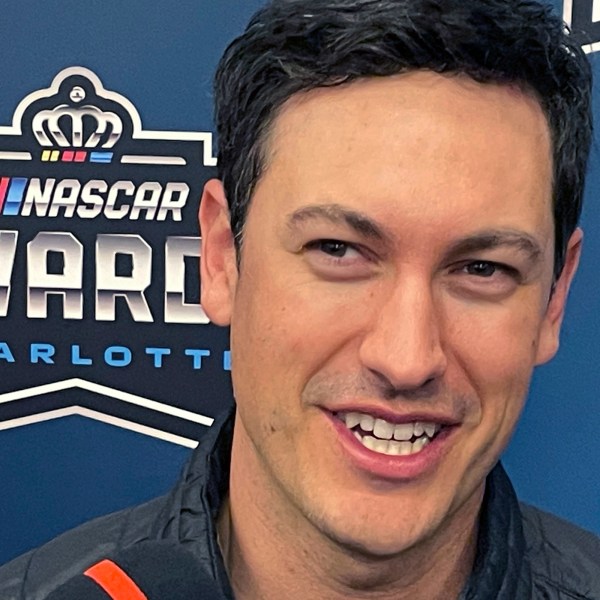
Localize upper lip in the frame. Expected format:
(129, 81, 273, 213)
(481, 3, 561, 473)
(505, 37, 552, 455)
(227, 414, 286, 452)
(325, 405, 461, 426)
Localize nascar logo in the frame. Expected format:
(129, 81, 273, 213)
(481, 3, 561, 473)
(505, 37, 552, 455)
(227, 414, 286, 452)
(0, 67, 215, 324)
(0, 66, 225, 445)
(0, 65, 215, 222)
(0, 177, 189, 220)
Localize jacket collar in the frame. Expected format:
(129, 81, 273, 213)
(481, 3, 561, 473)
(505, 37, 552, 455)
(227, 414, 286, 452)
(459, 462, 532, 599)
(179, 407, 532, 599)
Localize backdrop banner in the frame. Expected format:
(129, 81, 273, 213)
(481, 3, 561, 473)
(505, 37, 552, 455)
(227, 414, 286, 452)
(0, 0, 598, 565)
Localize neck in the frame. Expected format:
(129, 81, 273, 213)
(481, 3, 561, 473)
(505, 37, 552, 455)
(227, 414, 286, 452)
(218, 423, 482, 600)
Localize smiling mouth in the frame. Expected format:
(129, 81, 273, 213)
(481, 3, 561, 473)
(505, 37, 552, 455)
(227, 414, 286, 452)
(335, 412, 444, 457)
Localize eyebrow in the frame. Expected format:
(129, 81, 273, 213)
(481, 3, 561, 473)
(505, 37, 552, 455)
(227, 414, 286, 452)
(287, 204, 388, 240)
(287, 204, 544, 262)
(446, 230, 544, 263)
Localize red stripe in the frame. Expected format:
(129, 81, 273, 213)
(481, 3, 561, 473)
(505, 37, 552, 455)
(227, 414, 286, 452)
(0, 177, 9, 213)
(84, 560, 147, 600)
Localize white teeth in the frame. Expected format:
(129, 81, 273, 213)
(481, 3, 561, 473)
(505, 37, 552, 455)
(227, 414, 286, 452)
(345, 413, 362, 429)
(424, 423, 437, 437)
(360, 414, 375, 432)
(413, 436, 428, 452)
(363, 435, 376, 450)
(355, 436, 431, 456)
(387, 441, 401, 455)
(393, 423, 414, 441)
(373, 438, 389, 453)
(399, 441, 413, 456)
(341, 413, 441, 450)
(373, 418, 395, 440)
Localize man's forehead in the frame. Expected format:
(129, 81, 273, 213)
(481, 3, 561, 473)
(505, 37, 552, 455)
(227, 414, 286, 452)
(263, 72, 552, 193)
(267, 71, 551, 159)
(244, 70, 555, 260)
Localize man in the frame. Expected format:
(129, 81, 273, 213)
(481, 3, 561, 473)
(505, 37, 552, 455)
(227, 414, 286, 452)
(1, 0, 599, 598)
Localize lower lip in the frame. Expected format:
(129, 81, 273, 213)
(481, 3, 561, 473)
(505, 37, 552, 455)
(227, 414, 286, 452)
(326, 412, 455, 481)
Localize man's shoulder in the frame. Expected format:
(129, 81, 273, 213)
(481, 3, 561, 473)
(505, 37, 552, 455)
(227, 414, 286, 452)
(520, 502, 600, 599)
(0, 494, 169, 600)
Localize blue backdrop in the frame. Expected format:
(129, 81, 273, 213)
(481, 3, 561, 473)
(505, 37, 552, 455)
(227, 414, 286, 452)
(0, 0, 597, 566)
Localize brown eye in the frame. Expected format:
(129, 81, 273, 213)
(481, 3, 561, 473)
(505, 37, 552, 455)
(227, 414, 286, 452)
(465, 262, 497, 277)
(318, 240, 349, 257)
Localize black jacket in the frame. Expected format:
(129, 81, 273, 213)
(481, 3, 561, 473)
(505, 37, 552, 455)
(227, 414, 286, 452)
(1, 408, 599, 599)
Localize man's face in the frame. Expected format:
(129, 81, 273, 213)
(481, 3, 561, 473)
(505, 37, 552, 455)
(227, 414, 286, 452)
(201, 72, 580, 556)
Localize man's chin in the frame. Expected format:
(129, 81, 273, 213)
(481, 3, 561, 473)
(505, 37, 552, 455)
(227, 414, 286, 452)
(320, 521, 433, 561)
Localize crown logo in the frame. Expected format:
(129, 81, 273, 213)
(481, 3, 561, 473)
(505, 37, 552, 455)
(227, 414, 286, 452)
(32, 85, 123, 150)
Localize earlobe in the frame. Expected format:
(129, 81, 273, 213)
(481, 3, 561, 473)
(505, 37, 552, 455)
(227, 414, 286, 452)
(199, 179, 238, 326)
(535, 228, 583, 365)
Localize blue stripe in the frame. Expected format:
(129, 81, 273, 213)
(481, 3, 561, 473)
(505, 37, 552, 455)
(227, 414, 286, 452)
(3, 178, 27, 215)
(90, 152, 113, 163)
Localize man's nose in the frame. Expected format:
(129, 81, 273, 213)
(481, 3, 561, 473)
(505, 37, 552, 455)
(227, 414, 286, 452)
(358, 277, 448, 392)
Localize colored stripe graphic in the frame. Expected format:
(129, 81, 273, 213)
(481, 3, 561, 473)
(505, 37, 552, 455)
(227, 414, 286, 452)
(90, 151, 113, 163)
(3, 178, 27, 215)
(0, 177, 9, 213)
(85, 560, 147, 600)
(0, 151, 32, 161)
(121, 155, 186, 165)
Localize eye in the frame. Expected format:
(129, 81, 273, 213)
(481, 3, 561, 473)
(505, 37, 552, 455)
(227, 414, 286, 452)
(460, 260, 521, 281)
(301, 238, 376, 281)
(449, 259, 522, 299)
(314, 239, 356, 258)
(303, 239, 363, 261)
(464, 261, 500, 277)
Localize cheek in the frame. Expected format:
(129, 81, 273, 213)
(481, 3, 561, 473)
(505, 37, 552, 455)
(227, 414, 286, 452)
(229, 265, 374, 443)
(228, 266, 317, 436)
(445, 295, 544, 417)
(232, 258, 368, 363)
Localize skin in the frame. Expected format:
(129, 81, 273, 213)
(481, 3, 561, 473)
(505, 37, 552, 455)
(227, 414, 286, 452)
(199, 71, 582, 599)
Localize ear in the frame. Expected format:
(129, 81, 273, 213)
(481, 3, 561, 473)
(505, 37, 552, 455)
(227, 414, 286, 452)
(199, 179, 238, 325)
(535, 228, 582, 365)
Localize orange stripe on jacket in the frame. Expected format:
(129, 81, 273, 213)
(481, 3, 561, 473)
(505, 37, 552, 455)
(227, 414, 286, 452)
(84, 559, 147, 600)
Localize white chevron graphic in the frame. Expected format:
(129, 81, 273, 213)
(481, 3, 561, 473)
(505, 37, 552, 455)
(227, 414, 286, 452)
(0, 378, 214, 448)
